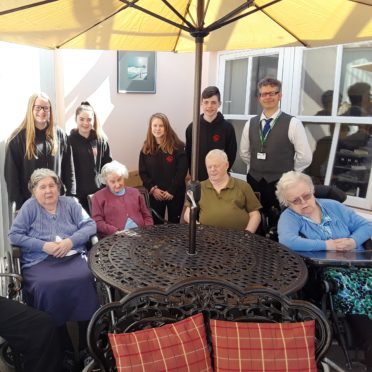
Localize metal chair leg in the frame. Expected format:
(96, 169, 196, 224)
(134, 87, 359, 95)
(324, 281, 353, 369)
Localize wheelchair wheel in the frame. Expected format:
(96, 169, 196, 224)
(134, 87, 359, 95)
(0, 341, 22, 370)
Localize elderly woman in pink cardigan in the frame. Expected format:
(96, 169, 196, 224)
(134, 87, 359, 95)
(91, 161, 153, 237)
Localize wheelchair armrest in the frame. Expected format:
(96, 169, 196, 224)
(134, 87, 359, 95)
(90, 235, 99, 246)
(150, 208, 167, 224)
(9, 246, 22, 277)
(363, 238, 372, 250)
(12, 246, 21, 259)
(0, 272, 22, 300)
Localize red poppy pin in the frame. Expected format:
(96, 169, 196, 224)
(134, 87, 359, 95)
(212, 134, 220, 142)
(166, 155, 174, 163)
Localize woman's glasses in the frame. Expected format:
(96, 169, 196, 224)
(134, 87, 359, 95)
(33, 105, 50, 112)
(288, 192, 313, 206)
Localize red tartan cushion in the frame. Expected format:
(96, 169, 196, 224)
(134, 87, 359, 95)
(108, 313, 212, 372)
(210, 319, 316, 372)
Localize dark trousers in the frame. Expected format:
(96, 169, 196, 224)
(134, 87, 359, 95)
(0, 296, 61, 372)
(347, 314, 372, 368)
(150, 191, 185, 224)
(246, 174, 280, 213)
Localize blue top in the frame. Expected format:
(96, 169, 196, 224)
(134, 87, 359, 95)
(9, 196, 97, 268)
(278, 198, 372, 251)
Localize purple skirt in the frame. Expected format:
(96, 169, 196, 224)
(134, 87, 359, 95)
(22, 254, 99, 326)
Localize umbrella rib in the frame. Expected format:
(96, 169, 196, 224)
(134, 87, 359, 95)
(57, 1, 140, 48)
(120, 0, 191, 33)
(161, 0, 195, 29)
(206, 0, 255, 31)
(206, 0, 280, 33)
(171, 1, 193, 52)
(349, 0, 372, 6)
(0, 0, 57, 16)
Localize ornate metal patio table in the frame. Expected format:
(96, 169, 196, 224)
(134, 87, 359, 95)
(89, 224, 308, 295)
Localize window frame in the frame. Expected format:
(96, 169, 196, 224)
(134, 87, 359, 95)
(217, 44, 372, 210)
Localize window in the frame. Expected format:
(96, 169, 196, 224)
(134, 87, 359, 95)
(221, 53, 279, 116)
(299, 47, 337, 116)
(331, 124, 372, 198)
(339, 45, 372, 117)
(304, 122, 335, 185)
(218, 43, 372, 208)
(223, 59, 248, 115)
(220, 52, 279, 174)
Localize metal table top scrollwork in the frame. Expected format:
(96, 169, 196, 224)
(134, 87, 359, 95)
(89, 224, 308, 295)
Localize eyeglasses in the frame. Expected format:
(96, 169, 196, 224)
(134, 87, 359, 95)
(259, 91, 280, 98)
(33, 105, 50, 112)
(288, 192, 313, 206)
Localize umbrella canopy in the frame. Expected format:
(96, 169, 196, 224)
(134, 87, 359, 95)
(0, 0, 372, 51)
(353, 62, 372, 72)
(2, 0, 372, 254)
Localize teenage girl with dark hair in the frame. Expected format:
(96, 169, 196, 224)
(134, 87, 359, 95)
(69, 101, 112, 212)
(139, 113, 187, 223)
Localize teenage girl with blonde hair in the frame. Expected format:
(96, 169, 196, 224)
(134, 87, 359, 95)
(5, 92, 75, 209)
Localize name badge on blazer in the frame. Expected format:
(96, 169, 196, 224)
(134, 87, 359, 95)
(257, 152, 266, 160)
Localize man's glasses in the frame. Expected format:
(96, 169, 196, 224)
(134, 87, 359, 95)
(259, 91, 280, 98)
(33, 105, 50, 112)
(288, 192, 313, 206)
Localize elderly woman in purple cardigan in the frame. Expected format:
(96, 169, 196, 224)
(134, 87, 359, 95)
(9, 168, 99, 361)
(91, 160, 153, 237)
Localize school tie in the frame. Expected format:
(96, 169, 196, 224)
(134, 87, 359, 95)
(262, 118, 273, 137)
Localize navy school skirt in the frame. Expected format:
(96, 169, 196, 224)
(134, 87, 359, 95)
(22, 254, 99, 326)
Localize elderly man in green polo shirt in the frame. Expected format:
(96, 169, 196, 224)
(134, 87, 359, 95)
(184, 149, 261, 232)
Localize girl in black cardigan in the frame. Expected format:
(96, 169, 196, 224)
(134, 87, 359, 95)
(139, 113, 187, 223)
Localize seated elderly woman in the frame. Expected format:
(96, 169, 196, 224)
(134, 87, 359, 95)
(8, 168, 99, 359)
(276, 171, 372, 369)
(184, 149, 261, 232)
(92, 160, 153, 237)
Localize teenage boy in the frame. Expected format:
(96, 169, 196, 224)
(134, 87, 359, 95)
(185, 86, 237, 181)
(240, 77, 312, 216)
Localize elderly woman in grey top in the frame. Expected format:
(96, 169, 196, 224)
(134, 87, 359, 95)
(9, 168, 99, 356)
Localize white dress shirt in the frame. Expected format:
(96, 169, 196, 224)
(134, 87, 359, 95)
(239, 109, 312, 173)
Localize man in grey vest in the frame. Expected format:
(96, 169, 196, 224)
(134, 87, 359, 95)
(240, 77, 312, 221)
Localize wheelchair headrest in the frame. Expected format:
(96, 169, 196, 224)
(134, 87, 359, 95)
(314, 185, 347, 203)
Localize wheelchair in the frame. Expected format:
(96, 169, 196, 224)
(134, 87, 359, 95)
(265, 184, 371, 370)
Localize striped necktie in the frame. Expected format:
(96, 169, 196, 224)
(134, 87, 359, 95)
(262, 118, 273, 137)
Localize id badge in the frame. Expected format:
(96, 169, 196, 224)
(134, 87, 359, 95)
(257, 152, 266, 160)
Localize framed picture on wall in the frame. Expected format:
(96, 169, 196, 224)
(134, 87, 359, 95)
(117, 51, 156, 93)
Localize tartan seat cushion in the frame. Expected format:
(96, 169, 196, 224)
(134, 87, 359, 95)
(210, 319, 316, 372)
(108, 313, 213, 372)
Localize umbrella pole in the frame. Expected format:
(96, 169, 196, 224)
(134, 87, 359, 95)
(188, 0, 206, 255)
(187, 37, 202, 255)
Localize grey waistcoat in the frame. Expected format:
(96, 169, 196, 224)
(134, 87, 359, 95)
(248, 112, 295, 183)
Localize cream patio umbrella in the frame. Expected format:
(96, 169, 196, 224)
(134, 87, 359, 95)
(1, 0, 372, 252)
(353, 62, 372, 72)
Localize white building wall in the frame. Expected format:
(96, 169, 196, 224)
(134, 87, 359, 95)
(0, 42, 55, 268)
(59, 49, 216, 171)
(0, 43, 217, 267)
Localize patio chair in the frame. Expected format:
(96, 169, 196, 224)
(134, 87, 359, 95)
(135, 185, 166, 223)
(84, 279, 333, 372)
